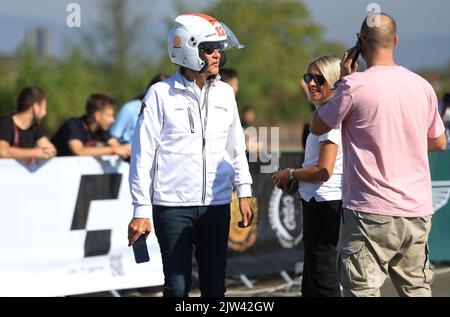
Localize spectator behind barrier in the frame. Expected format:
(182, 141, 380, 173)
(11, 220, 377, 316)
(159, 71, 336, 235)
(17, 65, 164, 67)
(51, 93, 130, 159)
(441, 93, 450, 145)
(220, 69, 261, 153)
(0, 86, 56, 160)
(219, 68, 239, 96)
(241, 106, 262, 153)
(110, 73, 168, 145)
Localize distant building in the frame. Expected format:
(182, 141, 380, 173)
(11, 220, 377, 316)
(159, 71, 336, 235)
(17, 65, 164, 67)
(26, 27, 52, 58)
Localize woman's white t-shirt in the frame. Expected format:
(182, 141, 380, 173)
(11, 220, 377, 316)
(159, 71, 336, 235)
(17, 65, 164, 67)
(298, 128, 343, 202)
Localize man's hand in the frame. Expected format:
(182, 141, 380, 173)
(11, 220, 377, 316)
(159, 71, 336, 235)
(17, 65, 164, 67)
(35, 147, 56, 160)
(128, 218, 152, 246)
(42, 146, 57, 158)
(238, 197, 253, 228)
(340, 47, 360, 78)
(116, 144, 131, 159)
(35, 137, 57, 159)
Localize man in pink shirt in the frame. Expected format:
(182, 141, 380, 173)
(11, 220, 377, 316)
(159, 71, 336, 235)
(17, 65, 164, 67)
(311, 13, 447, 297)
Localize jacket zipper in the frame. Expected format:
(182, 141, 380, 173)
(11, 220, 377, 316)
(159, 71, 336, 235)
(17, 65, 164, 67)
(201, 135, 206, 204)
(175, 84, 210, 205)
(199, 85, 210, 205)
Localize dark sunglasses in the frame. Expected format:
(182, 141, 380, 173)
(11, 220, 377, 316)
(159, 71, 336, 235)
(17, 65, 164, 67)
(198, 41, 224, 55)
(303, 73, 326, 86)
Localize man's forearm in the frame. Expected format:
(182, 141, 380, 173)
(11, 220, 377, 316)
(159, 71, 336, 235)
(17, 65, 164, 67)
(428, 134, 447, 152)
(36, 137, 55, 150)
(73, 146, 114, 157)
(0, 147, 40, 159)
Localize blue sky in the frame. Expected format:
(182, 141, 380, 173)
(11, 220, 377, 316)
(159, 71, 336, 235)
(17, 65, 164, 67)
(0, 0, 449, 71)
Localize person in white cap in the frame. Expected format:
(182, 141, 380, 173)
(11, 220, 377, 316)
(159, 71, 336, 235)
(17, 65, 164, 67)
(127, 13, 253, 297)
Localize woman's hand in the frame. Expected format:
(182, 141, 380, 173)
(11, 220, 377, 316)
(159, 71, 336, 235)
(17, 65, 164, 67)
(271, 168, 290, 192)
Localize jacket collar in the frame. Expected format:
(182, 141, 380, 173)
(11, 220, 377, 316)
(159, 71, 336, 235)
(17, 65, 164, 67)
(173, 68, 221, 92)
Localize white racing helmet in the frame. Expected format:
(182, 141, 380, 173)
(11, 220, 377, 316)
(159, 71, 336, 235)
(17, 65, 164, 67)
(168, 13, 244, 73)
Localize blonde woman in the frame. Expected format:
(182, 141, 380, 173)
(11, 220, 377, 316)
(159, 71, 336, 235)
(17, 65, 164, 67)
(272, 56, 343, 297)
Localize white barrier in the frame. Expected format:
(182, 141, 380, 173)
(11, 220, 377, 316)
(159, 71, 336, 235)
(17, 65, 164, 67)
(0, 156, 164, 297)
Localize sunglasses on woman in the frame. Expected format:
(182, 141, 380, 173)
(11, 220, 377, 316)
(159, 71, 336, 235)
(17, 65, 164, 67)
(199, 41, 225, 55)
(303, 73, 326, 86)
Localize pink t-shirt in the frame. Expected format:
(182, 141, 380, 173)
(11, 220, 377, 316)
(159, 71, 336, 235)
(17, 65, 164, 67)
(318, 65, 445, 217)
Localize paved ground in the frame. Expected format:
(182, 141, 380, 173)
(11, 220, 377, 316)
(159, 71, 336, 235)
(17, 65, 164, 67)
(88, 263, 450, 297)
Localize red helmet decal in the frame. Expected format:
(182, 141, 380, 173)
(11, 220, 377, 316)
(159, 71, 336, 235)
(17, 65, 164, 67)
(184, 13, 217, 26)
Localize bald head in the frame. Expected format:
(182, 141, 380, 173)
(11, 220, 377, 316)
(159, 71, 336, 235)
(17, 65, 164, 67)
(361, 13, 397, 50)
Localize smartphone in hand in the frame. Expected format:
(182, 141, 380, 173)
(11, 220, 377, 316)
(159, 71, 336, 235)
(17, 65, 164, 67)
(132, 234, 150, 263)
(351, 37, 362, 69)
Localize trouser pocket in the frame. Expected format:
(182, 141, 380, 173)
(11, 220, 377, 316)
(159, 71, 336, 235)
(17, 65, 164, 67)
(339, 241, 367, 289)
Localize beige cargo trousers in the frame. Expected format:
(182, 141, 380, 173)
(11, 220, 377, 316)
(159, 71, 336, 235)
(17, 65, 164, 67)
(338, 208, 434, 297)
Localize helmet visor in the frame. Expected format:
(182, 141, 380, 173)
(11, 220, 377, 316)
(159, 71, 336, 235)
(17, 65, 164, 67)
(220, 22, 245, 50)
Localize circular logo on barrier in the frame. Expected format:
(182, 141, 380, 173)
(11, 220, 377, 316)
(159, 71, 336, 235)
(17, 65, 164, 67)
(228, 191, 259, 252)
(268, 187, 303, 249)
(173, 36, 181, 47)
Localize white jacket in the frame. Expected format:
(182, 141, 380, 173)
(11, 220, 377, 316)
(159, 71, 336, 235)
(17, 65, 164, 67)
(129, 69, 253, 218)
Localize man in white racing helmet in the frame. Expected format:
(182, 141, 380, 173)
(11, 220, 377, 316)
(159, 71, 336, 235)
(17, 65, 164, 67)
(127, 13, 253, 297)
